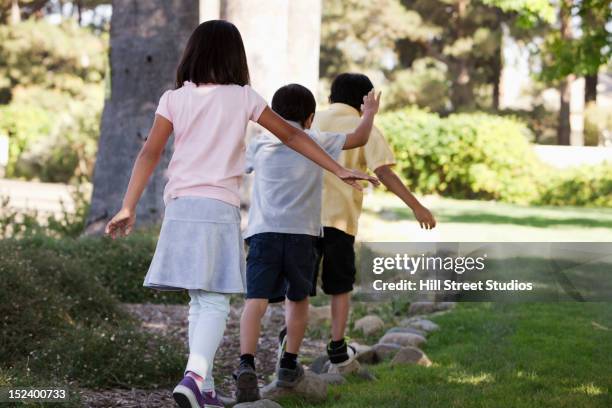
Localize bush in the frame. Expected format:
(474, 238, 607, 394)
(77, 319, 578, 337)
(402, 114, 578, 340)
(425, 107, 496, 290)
(538, 162, 612, 207)
(0, 186, 90, 239)
(2, 233, 186, 304)
(0, 195, 184, 303)
(378, 107, 546, 204)
(0, 20, 106, 182)
(0, 237, 185, 389)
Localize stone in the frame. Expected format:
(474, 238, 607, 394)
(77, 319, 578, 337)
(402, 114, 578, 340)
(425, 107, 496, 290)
(385, 326, 426, 337)
(318, 373, 347, 385)
(327, 358, 361, 375)
(309, 305, 331, 326)
(390, 346, 432, 367)
(371, 343, 401, 360)
(356, 348, 381, 365)
(261, 370, 327, 403)
(350, 342, 372, 355)
(354, 315, 385, 336)
(308, 354, 330, 374)
(218, 394, 237, 407)
(401, 318, 440, 333)
(379, 332, 426, 348)
(234, 400, 283, 408)
(408, 301, 456, 316)
(355, 367, 377, 381)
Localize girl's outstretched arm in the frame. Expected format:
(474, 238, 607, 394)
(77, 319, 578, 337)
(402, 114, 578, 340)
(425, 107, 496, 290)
(257, 107, 379, 191)
(105, 115, 173, 238)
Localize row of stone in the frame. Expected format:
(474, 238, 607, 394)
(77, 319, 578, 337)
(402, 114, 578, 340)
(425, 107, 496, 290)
(232, 301, 456, 407)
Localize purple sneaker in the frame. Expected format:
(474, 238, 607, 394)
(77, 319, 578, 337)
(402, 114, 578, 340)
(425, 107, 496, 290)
(173, 376, 205, 408)
(203, 391, 224, 408)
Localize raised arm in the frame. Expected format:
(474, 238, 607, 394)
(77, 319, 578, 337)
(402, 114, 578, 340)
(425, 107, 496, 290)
(257, 107, 379, 190)
(105, 114, 173, 238)
(343, 90, 381, 150)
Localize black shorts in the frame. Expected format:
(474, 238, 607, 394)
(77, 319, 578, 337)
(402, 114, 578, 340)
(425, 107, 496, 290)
(246, 232, 318, 303)
(311, 227, 356, 296)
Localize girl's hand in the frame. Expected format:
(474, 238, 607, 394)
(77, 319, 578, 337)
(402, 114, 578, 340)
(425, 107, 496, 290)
(413, 204, 436, 230)
(335, 167, 380, 191)
(105, 207, 136, 239)
(361, 89, 381, 117)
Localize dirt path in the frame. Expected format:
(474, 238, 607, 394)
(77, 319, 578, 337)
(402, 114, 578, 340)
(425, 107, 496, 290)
(81, 302, 325, 407)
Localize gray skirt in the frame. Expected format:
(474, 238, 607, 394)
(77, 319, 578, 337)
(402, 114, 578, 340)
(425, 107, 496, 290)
(143, 196, 246, 293)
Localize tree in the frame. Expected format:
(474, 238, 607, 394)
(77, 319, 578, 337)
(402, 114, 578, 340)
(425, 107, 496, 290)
(320, 0, 555, 112)
(558, 0, 573, 146)
(85, 0, 198, 233)
(398, 0, 554, 110)
(0, 20, 106, 181)
(0, 0, 48, 23)
(0, 0, 111, 25)
(539, 0, 612, 144)
(579, 0, 611, 103)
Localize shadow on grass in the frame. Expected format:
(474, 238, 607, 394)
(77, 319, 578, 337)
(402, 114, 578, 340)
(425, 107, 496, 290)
(378, 207, 612, 229)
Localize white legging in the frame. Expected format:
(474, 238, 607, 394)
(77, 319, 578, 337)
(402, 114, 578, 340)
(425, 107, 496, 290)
(185, 290, 230, 392)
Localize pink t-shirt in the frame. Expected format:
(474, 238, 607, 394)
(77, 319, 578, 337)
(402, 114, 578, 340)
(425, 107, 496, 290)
(156, 81, 267, 207)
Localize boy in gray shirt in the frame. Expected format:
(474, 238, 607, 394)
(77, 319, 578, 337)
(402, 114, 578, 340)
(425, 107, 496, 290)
(235, 83, 380, 401)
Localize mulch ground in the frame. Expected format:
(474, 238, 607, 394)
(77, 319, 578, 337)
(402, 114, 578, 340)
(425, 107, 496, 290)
(80, 301, 326, 407)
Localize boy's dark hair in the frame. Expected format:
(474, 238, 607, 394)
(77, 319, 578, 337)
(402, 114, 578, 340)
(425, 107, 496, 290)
(329, 73, 374, 111)
(176, 20, 250, 88)
(271, 84, 316, 126)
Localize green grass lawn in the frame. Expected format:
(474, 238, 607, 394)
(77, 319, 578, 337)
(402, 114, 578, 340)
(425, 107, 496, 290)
(359, 193, 612, 242)
(285, 303, 612, 408)
(291, 195, 612, 407)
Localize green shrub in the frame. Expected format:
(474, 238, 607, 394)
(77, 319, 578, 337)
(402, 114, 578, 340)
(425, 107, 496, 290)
(0, 197, 183, 303)
(378, 107, 545, 204)
(0, 238, 185, 389)
(2, 233, 187, 304)
(538, 162, 612, 207)
(0, 186, 90, 239)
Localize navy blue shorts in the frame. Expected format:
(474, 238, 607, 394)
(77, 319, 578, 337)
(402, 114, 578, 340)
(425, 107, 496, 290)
(246, 232, 318, 303)
(311, 227, 356, 296)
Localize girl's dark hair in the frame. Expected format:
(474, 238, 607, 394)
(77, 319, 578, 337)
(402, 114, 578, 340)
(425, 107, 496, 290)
(271, 84, 316, 126)
(329, 73, 374, 111)
(176, 20, 250, 88)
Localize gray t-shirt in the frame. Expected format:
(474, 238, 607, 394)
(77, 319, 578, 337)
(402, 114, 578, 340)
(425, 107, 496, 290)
(245, 121, 346, 238)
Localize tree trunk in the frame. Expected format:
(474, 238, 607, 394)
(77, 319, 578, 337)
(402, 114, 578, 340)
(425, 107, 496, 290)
(585, 74, 597, 103)
(557, 0, 572, 145)
(450, 65, 474, 110)
(491, 24, 503, 111)
(9, 0, 20, 24)
(492, 48, 501, 110)
(76, 0, 83, 25)
(558, 77, 572, 145)
(449, 0, 474, 110)
(222, 0, 321, 208)
(85, 0, 199, 234)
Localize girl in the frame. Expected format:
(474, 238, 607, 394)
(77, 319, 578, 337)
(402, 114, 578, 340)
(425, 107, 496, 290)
(105, 20, 377, 408)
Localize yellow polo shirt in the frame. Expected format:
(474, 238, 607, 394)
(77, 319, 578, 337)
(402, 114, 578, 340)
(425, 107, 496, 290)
(314, 103, 396, 236)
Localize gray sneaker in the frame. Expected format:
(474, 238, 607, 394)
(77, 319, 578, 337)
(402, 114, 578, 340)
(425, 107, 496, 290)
(233, 364, 260, 403)
(277, 362, 305, 388)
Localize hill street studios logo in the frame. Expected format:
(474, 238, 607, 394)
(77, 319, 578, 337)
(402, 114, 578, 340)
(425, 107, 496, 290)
(371, 253, 533, 292)
(358, 242, 612, 302)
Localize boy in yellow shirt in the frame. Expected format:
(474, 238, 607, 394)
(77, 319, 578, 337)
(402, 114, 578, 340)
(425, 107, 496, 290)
(311, 73, 436, 370)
